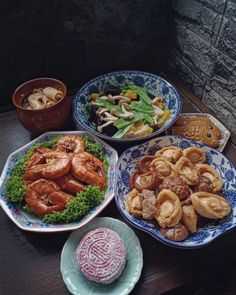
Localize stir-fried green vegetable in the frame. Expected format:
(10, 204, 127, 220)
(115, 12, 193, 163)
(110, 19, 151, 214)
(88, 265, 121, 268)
(87, 83, 171, 138)
(114, 112, 153, 129)
(121, 84, 152, 104)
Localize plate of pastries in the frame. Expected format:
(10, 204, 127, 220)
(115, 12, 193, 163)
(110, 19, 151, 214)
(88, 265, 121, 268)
(169, 113, 230, 152)
(115, 135, 236, 248)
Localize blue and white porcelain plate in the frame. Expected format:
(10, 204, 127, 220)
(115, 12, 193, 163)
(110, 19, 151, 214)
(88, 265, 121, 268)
(61, 217, 143, 295)
(115, 136, 236, 249)
(73, 71, 182, 143)
(0, 131, 118, 232)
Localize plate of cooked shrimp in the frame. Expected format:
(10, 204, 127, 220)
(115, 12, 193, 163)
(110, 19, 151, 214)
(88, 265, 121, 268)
(0, 131, 118, 232)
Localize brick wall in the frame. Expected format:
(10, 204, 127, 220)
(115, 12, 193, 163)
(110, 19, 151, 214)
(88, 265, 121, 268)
(169, 0, 236, 132)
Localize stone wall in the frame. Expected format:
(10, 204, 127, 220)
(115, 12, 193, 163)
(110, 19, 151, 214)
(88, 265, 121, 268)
(169, 0, 236, 132)
(0, 0, 171, 110)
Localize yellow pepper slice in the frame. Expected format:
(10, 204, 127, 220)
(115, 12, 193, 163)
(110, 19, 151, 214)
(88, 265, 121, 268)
(129, 120, 144, 131)
(156, 102, 165, 109)
(160, 109, 171, 123)
(124, 90, 137, 100)
(90, 93, 100, 100)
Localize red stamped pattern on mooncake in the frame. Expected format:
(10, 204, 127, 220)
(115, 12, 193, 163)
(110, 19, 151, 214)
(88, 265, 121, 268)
(76, 227, 126, 283)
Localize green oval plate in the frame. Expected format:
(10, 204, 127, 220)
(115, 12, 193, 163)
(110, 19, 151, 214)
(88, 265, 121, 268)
(61, 217, 143, 295)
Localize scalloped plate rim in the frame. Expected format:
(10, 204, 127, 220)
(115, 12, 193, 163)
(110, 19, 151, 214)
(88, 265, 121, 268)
(167, 112, 230, 152)
(73, 70, 182, 142)
(60, 217, 143, 295)
(114, 135, 236, 249)
(0, 131, 118, 233)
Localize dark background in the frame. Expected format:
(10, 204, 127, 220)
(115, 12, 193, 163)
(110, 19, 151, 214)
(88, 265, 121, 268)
(0, 0, 172, 110)
(1, 0, 235, 131)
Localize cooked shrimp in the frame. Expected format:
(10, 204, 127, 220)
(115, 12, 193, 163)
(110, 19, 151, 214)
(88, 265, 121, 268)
(24, 179, 74, 217)
(55, 135, 84, 154)
(24, 151, 71, 180)
(55, 174, 85, 194)
(71, 152, 106, 189)
(26, 147, 52, 169)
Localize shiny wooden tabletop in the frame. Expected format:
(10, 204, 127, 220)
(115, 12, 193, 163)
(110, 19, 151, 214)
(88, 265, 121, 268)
(0, 78, 236, 295)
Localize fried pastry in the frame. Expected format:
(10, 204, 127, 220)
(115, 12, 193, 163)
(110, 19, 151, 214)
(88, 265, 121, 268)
(150, 157, 176, 180)
(182, 205, 197, 233)
(158, 176, 190, 200)
(191, 192, 230, 219)
(137, 155, 156, 173)
(155, 146, 182, 163)
(160, 223, 189, 241)
(175, 157, 199, 185)
(183, 147, 206, 165)
(155, 189, 182, 228)
(134, 171, 160, 191)
(171, 116, 221, 148)
(196, 164, 223, 193)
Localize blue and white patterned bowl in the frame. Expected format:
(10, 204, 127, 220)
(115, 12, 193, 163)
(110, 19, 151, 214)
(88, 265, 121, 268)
(0, 131, 118, 232)
(73, 71, 182, 143)
(115, 136, 236, 249)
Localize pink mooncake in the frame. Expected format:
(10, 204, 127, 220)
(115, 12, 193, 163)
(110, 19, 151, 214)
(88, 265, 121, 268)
(76, 227, 126, 284)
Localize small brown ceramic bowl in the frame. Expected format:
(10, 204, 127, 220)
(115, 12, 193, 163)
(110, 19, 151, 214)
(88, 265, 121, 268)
(12, 78, 71, 134)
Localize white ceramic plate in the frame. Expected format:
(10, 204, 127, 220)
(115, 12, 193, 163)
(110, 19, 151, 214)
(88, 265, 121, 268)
(0, 131, 118, 232)
(168, 113, 230, 152)
(61, 217, 143, 295)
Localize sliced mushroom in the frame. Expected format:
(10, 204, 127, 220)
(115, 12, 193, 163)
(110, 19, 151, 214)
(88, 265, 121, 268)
(160, 223, 189, 241)
(152, 96, 163, 104)
(110, 105, 134, 119)
(96, 108, 109, 117)
(119, 104, 134, 119)
(195, 164, 223, 193)
(137, 155, 156, 173)
(134, 171, 160, 191)
(158, 176, 190, 200)
(152, 105, 164, 116)
(102, 112, 118, 122)
(193, 176, 214, 193)
(106, 94, 116, 104)
(113, 95, 131, 102)
(97, 121, 114, 132)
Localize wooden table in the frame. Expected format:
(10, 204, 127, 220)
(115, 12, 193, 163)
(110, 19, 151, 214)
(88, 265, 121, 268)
(0, 79, 236, 295)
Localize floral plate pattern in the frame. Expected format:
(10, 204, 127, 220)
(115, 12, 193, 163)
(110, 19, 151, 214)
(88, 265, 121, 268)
(73, 71, 182, 142)
(115, 136, 236, 249)
(0, 131, 118, 232)
(61, 217, 143, 295)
